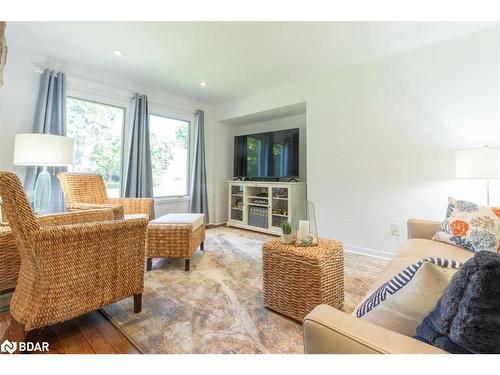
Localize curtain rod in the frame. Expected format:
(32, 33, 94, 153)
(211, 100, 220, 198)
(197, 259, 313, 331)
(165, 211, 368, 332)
(35, 67, 201, 116)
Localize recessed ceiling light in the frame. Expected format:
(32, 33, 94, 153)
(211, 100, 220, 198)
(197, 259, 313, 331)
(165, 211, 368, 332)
(200, 81, 207, 87)
(113, 50, 124, 57)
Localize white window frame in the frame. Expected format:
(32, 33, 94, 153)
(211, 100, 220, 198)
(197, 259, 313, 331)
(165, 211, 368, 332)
(149, 109, 193, 201)
(65, 92, 128, 196)
(66, 83, 132, 172)
(66, 78, 195, 203)
(66, 81, 132, 124)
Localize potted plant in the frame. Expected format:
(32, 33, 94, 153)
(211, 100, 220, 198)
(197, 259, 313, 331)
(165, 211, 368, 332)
(281, 220, 293, 244)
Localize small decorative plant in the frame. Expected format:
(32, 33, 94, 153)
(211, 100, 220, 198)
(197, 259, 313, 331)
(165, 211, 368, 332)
(281, 220, 293, 244)
(281, 220, 292, 235)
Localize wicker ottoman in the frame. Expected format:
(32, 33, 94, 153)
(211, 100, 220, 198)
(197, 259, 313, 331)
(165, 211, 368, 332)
(262, 238, 344, 322)
(146, 213, 206, 271)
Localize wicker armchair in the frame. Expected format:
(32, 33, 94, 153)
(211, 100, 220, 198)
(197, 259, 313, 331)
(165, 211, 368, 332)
(0, 209, 118, 294)
(58, 172, 154, 220)
(0, 171, 148, 334)
(0, 223, 17, 293)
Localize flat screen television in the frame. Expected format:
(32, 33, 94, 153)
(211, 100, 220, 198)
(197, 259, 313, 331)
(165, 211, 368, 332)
(233, 128, 299, 178)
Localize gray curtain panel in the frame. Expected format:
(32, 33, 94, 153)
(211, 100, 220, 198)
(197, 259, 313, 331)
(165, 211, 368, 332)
(0, 22, 7, 88)
(190, 110, 209, 223)
(24, 69, 67, 213)
(121, 93, 153, 198)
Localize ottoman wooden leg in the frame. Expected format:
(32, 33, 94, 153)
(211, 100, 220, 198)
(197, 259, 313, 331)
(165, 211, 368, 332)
(146, 258, 152, 271)
(134, 294, 142, 313)
(185, 259, 190, 271)
(200, 241, 205, 251)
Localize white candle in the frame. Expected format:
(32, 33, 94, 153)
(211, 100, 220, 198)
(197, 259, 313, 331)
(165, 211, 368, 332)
(298, 220, 310, 240)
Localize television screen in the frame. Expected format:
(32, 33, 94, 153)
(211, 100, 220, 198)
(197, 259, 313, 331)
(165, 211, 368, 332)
(233, 128, 299, 178)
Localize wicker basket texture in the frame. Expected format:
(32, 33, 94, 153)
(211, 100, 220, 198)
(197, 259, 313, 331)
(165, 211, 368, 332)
(147, 224, 205, 259)
(262, 238, 344, 321)
(0, 171, 148, 330)
(58, 172, 154, 220)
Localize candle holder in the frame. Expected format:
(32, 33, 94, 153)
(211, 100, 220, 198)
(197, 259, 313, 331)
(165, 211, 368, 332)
(292, 200, 319, 247)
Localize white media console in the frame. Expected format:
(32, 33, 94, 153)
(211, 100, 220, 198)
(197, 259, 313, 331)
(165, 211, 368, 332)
(227, 180, 307, 235)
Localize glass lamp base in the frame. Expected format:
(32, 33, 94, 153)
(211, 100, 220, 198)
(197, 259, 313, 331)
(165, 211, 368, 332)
(33, 167, 51, 214)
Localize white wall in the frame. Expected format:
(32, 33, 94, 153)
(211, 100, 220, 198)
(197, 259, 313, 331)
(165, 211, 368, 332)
(0, 47, 41, 176)
(0, 44, 218, 222)
(210, 120, 235, 224)
(216, 28, 500, 257)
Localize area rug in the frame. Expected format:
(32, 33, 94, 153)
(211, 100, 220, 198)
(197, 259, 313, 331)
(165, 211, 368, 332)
(103, 227, 388, 354)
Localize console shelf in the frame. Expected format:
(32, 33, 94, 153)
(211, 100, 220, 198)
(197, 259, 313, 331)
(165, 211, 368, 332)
(227, 180, 307, 235)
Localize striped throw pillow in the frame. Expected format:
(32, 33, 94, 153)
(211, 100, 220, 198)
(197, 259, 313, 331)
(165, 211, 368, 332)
(356, 258, 461, 336)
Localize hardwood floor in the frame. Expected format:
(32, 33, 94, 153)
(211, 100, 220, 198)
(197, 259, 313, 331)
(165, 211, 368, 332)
(0, 310, 141, 354)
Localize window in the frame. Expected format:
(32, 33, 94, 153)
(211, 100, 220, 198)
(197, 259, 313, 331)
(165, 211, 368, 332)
(149, 114, 190, 197)
(67, 95, 190, 199)
(66, 97, 125, 198)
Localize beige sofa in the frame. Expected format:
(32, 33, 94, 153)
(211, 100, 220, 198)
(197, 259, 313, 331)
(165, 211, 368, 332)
(303, 219, 474, 354)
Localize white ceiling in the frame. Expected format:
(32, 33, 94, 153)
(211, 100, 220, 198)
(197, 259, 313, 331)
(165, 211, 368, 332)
(5, 22, 497, 104)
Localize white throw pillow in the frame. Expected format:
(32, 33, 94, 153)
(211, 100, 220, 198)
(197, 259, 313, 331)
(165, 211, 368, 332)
(356, 258, 461, 337)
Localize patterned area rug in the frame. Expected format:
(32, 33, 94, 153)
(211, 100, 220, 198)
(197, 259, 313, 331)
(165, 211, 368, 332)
(103, 227, 388, 354)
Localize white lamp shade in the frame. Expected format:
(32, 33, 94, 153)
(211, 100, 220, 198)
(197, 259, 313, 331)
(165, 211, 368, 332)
(14, 134, 75, 166)
(455, 147, 500, 179)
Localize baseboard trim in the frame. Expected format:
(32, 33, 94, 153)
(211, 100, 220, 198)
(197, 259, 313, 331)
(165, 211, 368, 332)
(206, 221, 228, 228)
(344, 245, 394, 260)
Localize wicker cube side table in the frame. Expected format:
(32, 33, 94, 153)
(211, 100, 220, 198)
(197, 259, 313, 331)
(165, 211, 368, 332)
(262, 238, 344, 322)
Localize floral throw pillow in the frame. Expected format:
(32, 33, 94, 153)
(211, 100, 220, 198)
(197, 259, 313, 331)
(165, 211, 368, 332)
(433, 197, 500, 253)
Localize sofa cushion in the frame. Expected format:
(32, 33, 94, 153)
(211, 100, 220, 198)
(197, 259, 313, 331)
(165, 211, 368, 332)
(354, 239, 473, 317)
(415, 251, 500, 353)
(356, 258, 461, 336)
(353, 238, 473, 336)
(433, 197, 500, 253)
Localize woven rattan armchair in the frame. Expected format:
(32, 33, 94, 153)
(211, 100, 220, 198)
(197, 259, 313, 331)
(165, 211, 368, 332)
(0, 209, 118, 294)
(0, 171, 148, 337)
(58, 172, 154, 220)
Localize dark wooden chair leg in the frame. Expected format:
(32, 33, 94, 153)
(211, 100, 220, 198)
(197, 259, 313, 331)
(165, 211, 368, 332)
(133, 294, 142, 313)
(184, 259, 190, 271)
(200, 241, 204, 251)
(146, 258, 152, 271)
(22, 327, 41, 353)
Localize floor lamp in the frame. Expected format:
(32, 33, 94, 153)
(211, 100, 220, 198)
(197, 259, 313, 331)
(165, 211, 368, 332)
(14, 133, 74, 214)
(455, 146, 500, 206)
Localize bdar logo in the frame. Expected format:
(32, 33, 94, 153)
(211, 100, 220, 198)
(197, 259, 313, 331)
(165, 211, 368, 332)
(0, 339, 49, 354)
(1, 339, 17, 354)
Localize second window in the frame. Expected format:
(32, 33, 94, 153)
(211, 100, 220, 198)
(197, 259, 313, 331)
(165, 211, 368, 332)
(149, 114, 190, 198)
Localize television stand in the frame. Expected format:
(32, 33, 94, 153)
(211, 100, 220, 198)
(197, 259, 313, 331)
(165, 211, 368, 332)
(227, 180, 307, 235)
(287, 177, 299, 182)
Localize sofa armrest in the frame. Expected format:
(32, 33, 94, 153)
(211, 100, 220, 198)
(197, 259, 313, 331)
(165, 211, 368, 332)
(303, 305, 446, 354)
(407, 219, 441, 240)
